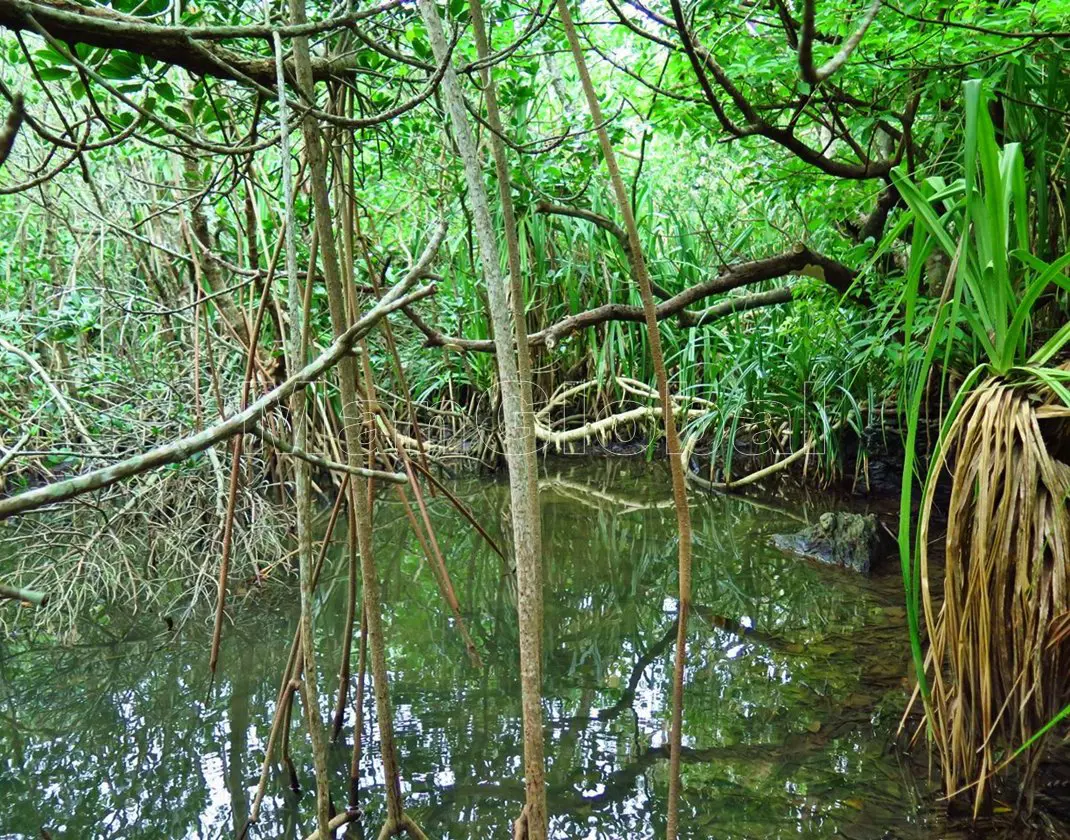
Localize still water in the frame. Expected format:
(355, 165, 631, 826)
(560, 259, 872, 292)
(0, 459, 936, 838)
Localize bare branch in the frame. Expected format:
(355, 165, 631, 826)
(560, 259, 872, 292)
(0, 0, 404, 86)
(0, 336, 100, 452)
(800, 0, 881, 84)
(660, 0, 898, 179)
(403, 241, 856, 353)
(0, 221, 446, 519)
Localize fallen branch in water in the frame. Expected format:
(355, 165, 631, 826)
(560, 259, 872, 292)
(0, 221, 445, 519)
(535, 376, 709, 449)
(535, 404, 706, 448)
(684, 436, 815, 491)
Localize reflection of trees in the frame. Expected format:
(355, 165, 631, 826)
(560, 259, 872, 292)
(1, 462, 926, 839)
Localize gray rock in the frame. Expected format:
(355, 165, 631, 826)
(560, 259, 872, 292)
(772, 511, 879, 574)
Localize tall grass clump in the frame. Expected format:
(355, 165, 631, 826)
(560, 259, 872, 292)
(893, 80, 1070, 814)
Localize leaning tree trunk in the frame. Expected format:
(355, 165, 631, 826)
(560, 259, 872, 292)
(413, 2, 547, 838)
(555, 2, 695, 836)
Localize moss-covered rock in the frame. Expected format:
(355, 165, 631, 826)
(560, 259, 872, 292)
(772, 512, 878, 574)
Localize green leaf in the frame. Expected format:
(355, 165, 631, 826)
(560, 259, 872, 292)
(1012, 703, 1070, 759)
(154, 80, 176, 102)
(99, 51, 142, 80)
(35, 66, 71, 81)
(163, 105, 190, 124)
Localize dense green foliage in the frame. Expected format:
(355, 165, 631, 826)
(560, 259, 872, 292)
(1, 0, 1067, 487)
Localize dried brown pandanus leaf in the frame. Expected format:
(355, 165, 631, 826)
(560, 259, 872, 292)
(916, 368, 1070, 813)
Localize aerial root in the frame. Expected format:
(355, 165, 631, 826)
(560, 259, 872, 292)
(301, 809, 360, 840)
(683, 436, 815, 491)
(375, 814, 429, 840)
(513, 804, 533, 840)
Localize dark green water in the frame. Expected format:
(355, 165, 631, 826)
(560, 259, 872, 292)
(0, 459, 937, 838)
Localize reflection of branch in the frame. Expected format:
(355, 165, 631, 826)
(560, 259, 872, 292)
(409, 735, 831, 814)
(596, 619, 678, 721)
(539, 475, 678, 512)
(0, 93, 23, 169)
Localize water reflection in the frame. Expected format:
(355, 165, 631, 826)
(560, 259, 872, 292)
(0, 458, 936, 838)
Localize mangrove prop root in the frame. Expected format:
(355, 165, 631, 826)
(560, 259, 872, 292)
(374, 814, 430, 840)
(330, 495, 359, 743)
(277, 13, 332, 834)
(0, 255, 441, 520)
(241, 677, 301, 836)
(398, 456, 483, 666)
(684, 436, 816, 491)
(288, 0, 414, 822)
(208, 434, 244, 675)
(348, 603, 368, 811)
(209, 229, 282, 675)
(301, 809, 359, 840)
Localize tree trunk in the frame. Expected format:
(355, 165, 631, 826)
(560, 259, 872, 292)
(284, 1, 418, 835)
(413, 2, 547, 837)
(273, 19, 331, 839)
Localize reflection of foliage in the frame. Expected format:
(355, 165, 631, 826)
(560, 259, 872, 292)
(1, 462, 930, 838)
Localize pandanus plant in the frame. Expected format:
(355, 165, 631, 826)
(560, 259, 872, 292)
(891, 80, 1070, 814)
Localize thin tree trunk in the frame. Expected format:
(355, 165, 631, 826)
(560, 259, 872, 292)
(413, 2, 547, 837)
(554, 3, 694, 836)
(283, 1, 418, 834)
(273, 26, 331, 838)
